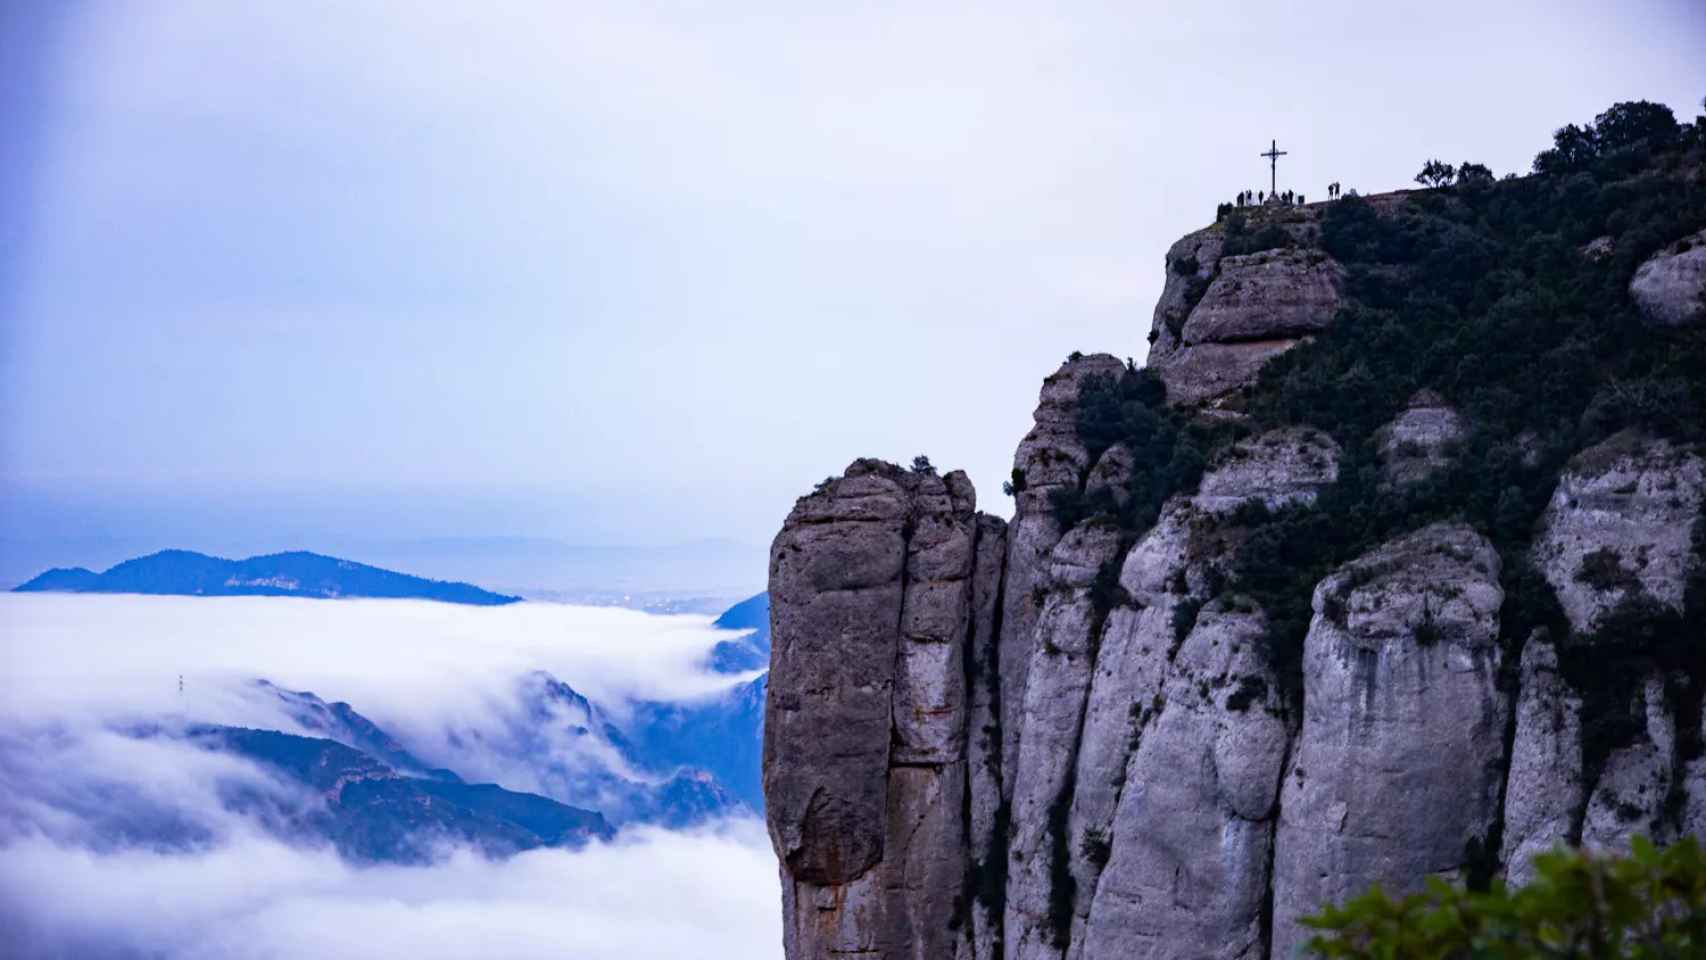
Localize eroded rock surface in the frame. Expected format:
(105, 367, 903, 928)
(1375, 389, 1465, 489)
(1581, 672, 1676, 854)
(1180, 249, 1345, 346)
(1532, 432, 1705, 635)
(1500, 633, 1585, 886)
(1076, 603, 1288, 960)
(1145, 226, 1344, 408)
(1630, 228, 1706, 328)
(766, 459, 987, 959)
(1001, 354, 1125, 800)
(765, 210, 1706, 960)
(1194, 427, 1341, 515)
(1003, 522, 1127, 960)
(1149, 227, 1226, 358)
(1149, 340, 1301, 408)
(1271, 522, 1508, 957)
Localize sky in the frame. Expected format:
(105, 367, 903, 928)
(0, 592, 780, 958)
(2, 1, 1703, 587)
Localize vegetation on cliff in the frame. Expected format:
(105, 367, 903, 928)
(1301, 836, 1706, 958)
(1055, 100, 1706, 910)
(1068, 98, 1704, 669)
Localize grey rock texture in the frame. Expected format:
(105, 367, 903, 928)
(1001, 354, 1126, 801)
(965, 515, 1009, 960)
(1145, 226, 1344, 408)
(1076, 603, 1288, 960)
(1532, 432, 1705, 636)
(1004, 522, 1127, 960)
(1500, 633, 1584, 887)
(766, 459, 986, 959)
(1194, 427, 1341, 515)
(1271, 523, 1508, 958)
(1180, 249, 1346, 347)
(1083, 445, 1135, 513)
(1629, 228, 1706, 328)
(1375, 389, 1465, 489)
(1581, 671, 1676, 854)
(1148, 340, 1301, 408)
(1149, 227, 1226, 358)
(765, 217, 1706, 960)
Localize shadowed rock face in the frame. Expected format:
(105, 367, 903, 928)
(1630, 228, 1706, 328)
(1375, 389, 1465, 489)
(1144, 216, 1344, 409)
(1532, 432, 1705, 635)
(1501, 633, 1584, 886)
(1180, 249, 1345, 346)
(763, 211, 1706, 960)
(1000, 354, 1126, 804)
(765, 458, 999, 958)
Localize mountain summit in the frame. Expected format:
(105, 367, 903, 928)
(761, 101, 1706, 959)
(15, 549, 520, 605)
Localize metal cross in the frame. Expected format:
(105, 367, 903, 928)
(1261, 139, 1287, 196)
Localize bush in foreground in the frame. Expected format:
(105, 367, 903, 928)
(1303, 837, 1706, 958)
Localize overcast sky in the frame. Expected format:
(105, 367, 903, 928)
(3, 1, 1702, 563)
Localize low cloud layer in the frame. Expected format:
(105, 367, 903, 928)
(0, 594, 777, 959)
(0, 593, 752, 723)
(0, 821, 780, 960)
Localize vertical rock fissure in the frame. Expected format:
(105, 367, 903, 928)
(1472, 626, 1528, 889)
(1258, 730, 1294, 960)
(968, 518, 1010, 960)
(1045, 575, 1125, 953)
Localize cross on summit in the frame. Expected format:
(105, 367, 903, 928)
(1261, 139, 1287, 197)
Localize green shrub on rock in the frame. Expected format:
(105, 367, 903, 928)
(1302, 836, 1706, 959)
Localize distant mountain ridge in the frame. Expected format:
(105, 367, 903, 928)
(706, 591, 771, 673)
(14, 549, 519, 605)
(172, 723, 613, 863)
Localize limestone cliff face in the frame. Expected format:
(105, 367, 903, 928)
(1146, 214, 1344, 409)
(765, 459, 992, 960)
(1630, 228, 1706, 328)
(764, 208, 1706, 958)
(1270, 522, 1508, 957)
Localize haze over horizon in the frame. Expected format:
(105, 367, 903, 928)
(4, 1, 1702, 575)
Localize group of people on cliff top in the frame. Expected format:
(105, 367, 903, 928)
(1232, 181, 1345, 207)
(1235, 188, 1306, 206)
(1217, 182, 1349, 224)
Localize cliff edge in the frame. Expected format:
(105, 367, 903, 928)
(763, 108, 1706, 959)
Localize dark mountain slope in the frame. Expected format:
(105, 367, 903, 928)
(706, 592, 771, 673)
(14, 549, 519, 605)
(188, 725, 612, 863)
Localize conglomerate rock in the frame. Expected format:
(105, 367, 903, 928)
(1075, 602, 1288, 960)
(1531, 432, 1704, 636)
(1630, 228, 1706, 328)
(1003, 522, 1127, 960)
(764, 207, 1705, 960)
(1374, 389, 1465, 489)
(765, 459, 986, 959)
(1145, 226, 1345, 408)
(1000, 354, 1126, 800)
(1270, 522, 1508, 958)
(1500, 632, 1585, 887)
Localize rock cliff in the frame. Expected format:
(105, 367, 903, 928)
(765, 134, 1706, 958)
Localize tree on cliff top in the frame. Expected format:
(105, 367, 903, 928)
(1533, 100, 1681, 174)
(1303, 836, 1706, 958)
(1414, 159, 1457, 188)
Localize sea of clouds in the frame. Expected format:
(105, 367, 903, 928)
(0, 593, 780, 959)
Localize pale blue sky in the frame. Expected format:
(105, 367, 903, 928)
(3, 1, 1702, 579)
